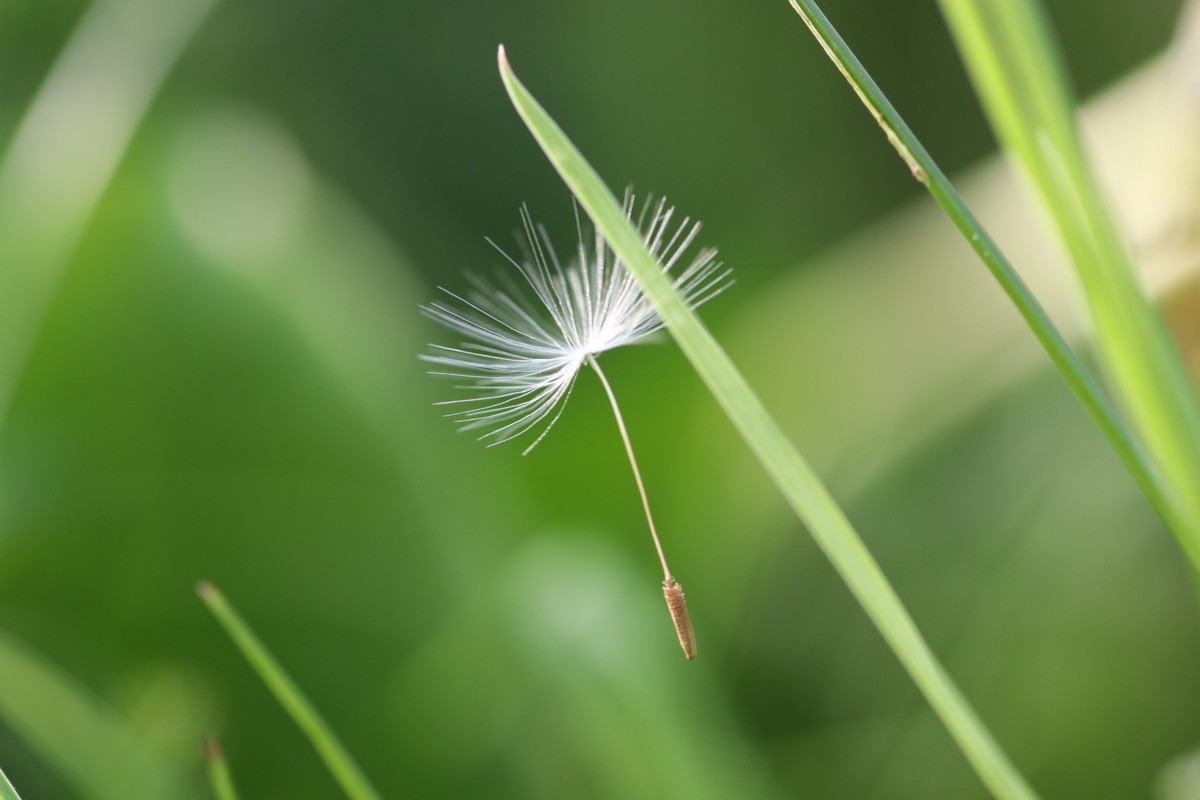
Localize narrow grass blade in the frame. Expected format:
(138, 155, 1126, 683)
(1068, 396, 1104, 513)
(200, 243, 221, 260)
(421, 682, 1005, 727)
(0, 629, 191, 799)
(935, 0, 1200, 563)
(0, 0, 217, 426)
(498, 46, 1038, 800)
(196, 582, 381, 800)
(0, 767, 23, 800)
(203, 736, 240, 800)
(783, 0, 1182, 538)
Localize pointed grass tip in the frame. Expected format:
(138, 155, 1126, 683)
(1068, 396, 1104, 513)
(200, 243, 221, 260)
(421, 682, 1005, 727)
(203, 734, 224, 763)
(195, 580, 218, 602)
(497, 44, 508, 72)
(663, 577, 696, 660)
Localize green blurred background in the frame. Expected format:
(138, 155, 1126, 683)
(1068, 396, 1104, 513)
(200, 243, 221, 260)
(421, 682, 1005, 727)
(1, 0, 1198, 797)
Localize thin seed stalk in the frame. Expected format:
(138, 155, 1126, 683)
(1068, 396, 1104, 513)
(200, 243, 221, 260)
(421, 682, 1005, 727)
(587, 355, 696, 659)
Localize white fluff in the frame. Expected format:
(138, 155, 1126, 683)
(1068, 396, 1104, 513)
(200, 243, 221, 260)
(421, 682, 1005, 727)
(421, 196, 730, 453)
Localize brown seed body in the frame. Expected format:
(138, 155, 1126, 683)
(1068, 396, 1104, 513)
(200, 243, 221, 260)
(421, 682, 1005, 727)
(663, 577, 696, 659)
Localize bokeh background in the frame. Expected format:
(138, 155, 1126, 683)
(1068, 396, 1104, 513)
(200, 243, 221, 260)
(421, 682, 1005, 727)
(1, 0, 1199, 797)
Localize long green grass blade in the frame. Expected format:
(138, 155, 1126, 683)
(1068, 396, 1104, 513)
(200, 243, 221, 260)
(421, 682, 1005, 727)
(783, 0, 1182, 537)
(0, 629, 191, 799)
(197, 583, 381, 800)
(0, 0, 217, 428)
(0, 767, 22, 800)
(497, 45, 1037, 800)
(203, 736, 240, 800)
(936, 0, 1200, 564)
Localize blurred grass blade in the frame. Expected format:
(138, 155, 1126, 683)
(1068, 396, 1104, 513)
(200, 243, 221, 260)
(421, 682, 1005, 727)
(783, 0, 1181, 536)
(0, 629, 191, 799)
(203, 736, 240, 800)
(197, 583, 381, 800)
(0, 767, 22, 800)
(936, 0, 1200, 563)
(497, 46, 1037, 800)
(0, 0, 218, 426)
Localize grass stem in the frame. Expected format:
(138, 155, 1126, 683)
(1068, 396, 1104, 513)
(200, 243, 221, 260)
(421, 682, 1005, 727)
(197, 582, 381, 800)
(0, 767, 22, 800)
(498, 44, 1037, 800)
(935, 0, 1200, 567)
(784, 0, 1183, 540)
(203, 736, 240, 800)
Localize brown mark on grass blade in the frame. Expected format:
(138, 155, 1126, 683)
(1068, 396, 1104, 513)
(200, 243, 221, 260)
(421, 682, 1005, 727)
(663, 577, 696, 659)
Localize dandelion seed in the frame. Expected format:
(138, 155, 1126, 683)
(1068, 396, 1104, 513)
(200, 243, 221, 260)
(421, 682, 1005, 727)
(421, 195, 730, 659)
(663, 577, 696, 660)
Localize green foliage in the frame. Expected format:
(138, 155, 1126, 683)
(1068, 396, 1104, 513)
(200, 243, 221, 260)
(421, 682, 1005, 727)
(785, 0, 1174, 530)
(202, 736, 240, 800)
(0, 631, 195, 799)
(498, 46, 1036, 800)
(937, 0, 1200, 563)
(198, 584, 380, 800)
(0, 1, 1197, 799)
(0, 766, 22, 800)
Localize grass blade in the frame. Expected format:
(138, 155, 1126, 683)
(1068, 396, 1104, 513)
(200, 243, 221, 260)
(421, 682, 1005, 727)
(203, 736, 240, 800)
(935, 0, 1200, 563)
(783, 0, 1182, 537)
(497, 45, 1038, 800)
(0, 0, 217, 428)
(196, 582, 381, 800)
(0, 767, 22, 800)
(0, 629, 191, 799)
